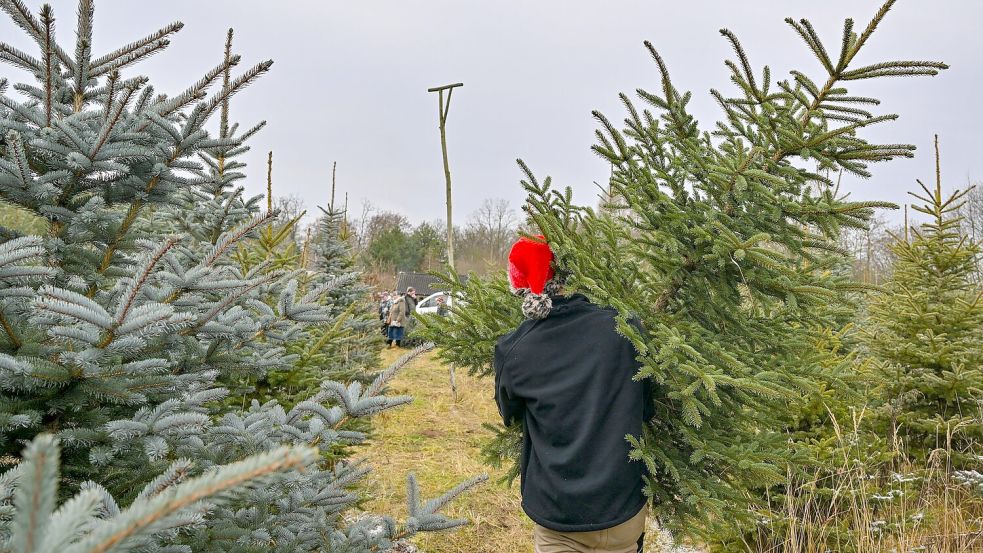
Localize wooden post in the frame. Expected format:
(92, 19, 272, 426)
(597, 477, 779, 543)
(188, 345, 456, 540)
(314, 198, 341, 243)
(427, 82, 463, 271)
(449, 363, 458, 403)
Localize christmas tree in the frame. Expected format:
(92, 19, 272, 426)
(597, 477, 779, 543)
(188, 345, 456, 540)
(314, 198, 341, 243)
(1, 434, 316, 553)
(864, 136, 983, 467)
(233, 159, 382, 407)
(421, 0, 945, 538)
(0, 1, 481, 550)
(304, 172, 382, 381)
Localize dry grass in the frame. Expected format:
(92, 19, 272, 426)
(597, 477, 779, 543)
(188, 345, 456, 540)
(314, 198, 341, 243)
(359, 348, 534, 553)
(744, 413, 983, 553)
(353, 348, 983, 553)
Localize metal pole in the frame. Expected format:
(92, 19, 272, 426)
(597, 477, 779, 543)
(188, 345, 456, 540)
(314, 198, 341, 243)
(428, 82, 463, 271)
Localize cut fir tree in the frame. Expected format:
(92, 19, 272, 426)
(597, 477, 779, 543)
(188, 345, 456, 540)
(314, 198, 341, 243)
(420, 0, 946, 540)
(0, 1, 482, 551)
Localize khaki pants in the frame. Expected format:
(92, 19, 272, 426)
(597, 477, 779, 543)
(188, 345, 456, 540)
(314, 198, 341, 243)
(533, 506, 647, 553)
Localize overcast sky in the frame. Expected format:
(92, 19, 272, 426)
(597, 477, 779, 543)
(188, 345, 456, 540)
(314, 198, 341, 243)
(3, 1, 980, 226)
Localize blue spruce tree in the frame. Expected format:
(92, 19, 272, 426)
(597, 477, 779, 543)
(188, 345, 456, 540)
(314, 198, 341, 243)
(302, 173, 383, 383)
(0, 1, 482, 550)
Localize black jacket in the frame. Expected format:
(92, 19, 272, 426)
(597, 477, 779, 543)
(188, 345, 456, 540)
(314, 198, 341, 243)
(494, 294, 653, 532)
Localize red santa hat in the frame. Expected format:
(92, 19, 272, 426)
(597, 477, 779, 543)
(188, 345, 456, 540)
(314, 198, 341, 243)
(508, 235, 558, 319)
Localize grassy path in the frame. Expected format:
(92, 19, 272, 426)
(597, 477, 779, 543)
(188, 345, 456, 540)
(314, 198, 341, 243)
(360, 348, 534, 553)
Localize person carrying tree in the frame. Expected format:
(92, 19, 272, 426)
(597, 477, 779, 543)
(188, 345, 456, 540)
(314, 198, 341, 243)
(494, 236, 654, 553)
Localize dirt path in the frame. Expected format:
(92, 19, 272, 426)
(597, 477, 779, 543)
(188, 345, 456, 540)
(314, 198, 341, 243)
(360, 348, 533, 553)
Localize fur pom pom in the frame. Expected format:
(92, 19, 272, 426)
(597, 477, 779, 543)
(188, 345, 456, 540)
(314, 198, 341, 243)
(521, 293, 553, 320)
(512, 277, 564, 319)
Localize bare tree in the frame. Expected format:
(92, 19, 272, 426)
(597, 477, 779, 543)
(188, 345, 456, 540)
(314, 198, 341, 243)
(272, 194, 305, 221)
(349, 200, 377, 257)
(463, 198, 519, 263)
(957, 181, 983, 280)
(263, 194, 309, 243)
(839, 215, 898, 284)
(364, 211, 411, 240)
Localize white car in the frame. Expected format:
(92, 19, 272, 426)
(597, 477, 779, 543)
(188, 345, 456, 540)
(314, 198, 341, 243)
(415, 291, 461, 315)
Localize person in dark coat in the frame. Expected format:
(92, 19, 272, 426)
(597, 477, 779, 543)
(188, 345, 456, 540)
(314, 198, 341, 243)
(404, 286, 418, 314)
(494, 236, 654, 553)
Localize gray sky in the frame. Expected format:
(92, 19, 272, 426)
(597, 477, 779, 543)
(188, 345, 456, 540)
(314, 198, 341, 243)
(4, 1, 981, 225)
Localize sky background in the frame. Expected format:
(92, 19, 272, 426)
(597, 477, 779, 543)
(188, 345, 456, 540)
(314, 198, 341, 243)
(2, 1, 980, 226)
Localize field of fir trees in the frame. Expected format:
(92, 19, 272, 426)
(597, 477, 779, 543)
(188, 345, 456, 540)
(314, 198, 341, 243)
(0, 0, 981, 552)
